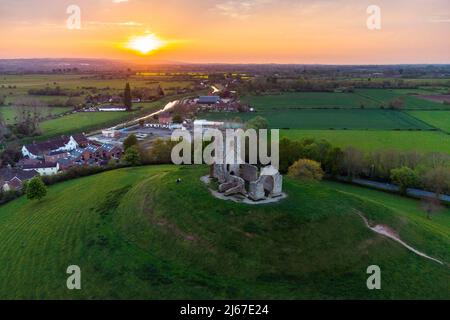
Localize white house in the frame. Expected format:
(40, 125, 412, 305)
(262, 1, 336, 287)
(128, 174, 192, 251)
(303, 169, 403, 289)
(102, 129, 121, 138)
(98, 106, 127, 112)
(22, 136, 80, 159)
(22, 162, 60, 176)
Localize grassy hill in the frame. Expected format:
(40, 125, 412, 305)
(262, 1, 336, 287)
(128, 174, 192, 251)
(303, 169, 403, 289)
(0, 165, 448, 299)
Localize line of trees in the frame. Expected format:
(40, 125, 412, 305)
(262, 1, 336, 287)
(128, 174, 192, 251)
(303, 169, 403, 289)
(235, 77, 449, 96)
(280, 137, 450, 197)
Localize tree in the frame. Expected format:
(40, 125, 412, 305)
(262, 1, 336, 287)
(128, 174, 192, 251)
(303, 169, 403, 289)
(389, 97, 404, 110)
(0, 107, 7, 140)
(145, 139, 178, 164)
(13, 98, 45, 135)
(0, 144, 21, 166)
(390, 167, 418, 195)
(156, 84, 165, 97)
(245, 116, 268, 130)
(279, 138, 303, 174)
(288, 159, 324, 182)
(122, 146, 141, 166)
(124, 83, 132, 111)
(26, 176, 47, 201)
(324, 147, 343, 177)
(123, 134, 138, 151)
(172, 114, 183, 124)
(422, 166, 450, 197)
(421, 196, 443, 220)
(341, 147, 364, 180)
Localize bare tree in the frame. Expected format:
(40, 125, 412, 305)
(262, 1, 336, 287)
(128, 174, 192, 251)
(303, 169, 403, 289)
(13, 98, 46, 135)
(423, 166, 450, 198)
(421, 196, 443, 220)
(0, 109, 7, 141)
(341, 147, 364, 180)
(425, 152, 450, 169)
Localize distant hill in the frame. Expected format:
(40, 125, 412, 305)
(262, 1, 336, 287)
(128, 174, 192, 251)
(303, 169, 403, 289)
(0, 165, 448, 299)
(0, 58, 182, 73)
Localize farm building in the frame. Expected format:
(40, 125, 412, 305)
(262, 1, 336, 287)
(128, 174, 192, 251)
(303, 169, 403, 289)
(44, 150, 70, 163)
(0, 167, 38, 191)
(56, 157, 79, 171)
(22, 135, 80, 159)
(98, 106, 127, 112)
(102, 129, 121, 138)
(22, 162, 59, 176)
(72, 133, 90, 148)
(98, 144, 123, 159)
(198, 96, 221, 105)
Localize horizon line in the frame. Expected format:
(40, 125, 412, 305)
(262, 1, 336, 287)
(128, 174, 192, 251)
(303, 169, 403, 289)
(1, 57, 450, 66)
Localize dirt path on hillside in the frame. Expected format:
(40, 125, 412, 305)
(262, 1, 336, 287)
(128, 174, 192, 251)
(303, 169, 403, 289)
(355, 211, 445, 265)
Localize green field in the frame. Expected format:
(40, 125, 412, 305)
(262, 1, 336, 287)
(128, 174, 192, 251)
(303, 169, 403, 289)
(281, 130, 450, 153)
(200, 91, 450, 153)
(408, 111, 450, 133)
(0, 165, 448, 299)
(242, 92, 379, 109)
(17, 94, 197, 142)
(0, 106, 72, 124)
(203, 109, 434, 130)
(241, 90, 448, 111)
(0, 73, 200, 142)
(355, 89, 447, 109)
(0, 74, 194, 96)
(35, 100, 165, 141)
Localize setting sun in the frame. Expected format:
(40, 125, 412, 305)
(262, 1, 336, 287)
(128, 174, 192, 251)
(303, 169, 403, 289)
(126, 34, 165, 55)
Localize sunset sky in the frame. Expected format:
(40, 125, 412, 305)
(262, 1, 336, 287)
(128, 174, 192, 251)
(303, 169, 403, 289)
(0, 0, 449, 64)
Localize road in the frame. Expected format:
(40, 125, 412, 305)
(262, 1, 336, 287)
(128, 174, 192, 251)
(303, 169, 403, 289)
(338, 177, 450, 204)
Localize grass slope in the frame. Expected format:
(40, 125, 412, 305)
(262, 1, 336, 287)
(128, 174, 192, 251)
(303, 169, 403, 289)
(0, 165, 448, 299)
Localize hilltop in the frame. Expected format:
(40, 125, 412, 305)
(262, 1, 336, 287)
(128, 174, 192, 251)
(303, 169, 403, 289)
(0, 165, 448, 299)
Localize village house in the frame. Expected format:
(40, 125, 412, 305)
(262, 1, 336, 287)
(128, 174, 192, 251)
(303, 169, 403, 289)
(80, 144, 100, 162)
(98, 105, 127, 112)
(108, 95, 122, 103)
(72, 133, 90, 148)
(22, 162, 60, 176)
(17, 157, 42, 168)
(56, 157, 79, 171)
(98, 144, 123, 160)
(17, 133, 123, 175)
(68, 149, 84, 161)
(0, 167, 38, 192)
(44, 150, 70, 163)
(158, 112, 173, 125)
(21, 134, 89, 159)
(102, 129, 121, 138)
(197, 96, 221, 105)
